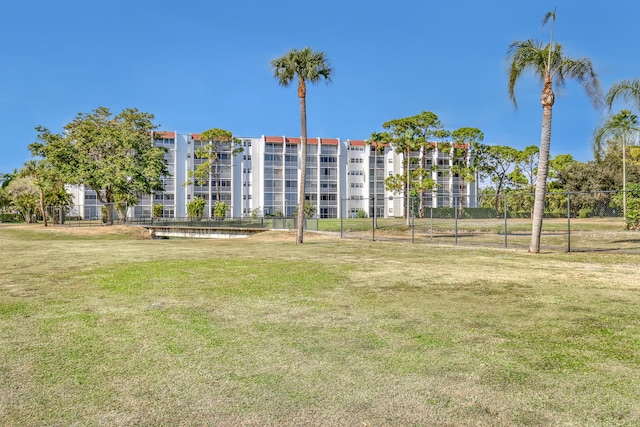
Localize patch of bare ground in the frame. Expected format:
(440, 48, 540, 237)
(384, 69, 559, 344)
(247, 229, 340, 242)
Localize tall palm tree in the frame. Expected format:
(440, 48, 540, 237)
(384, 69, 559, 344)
(367, 132, 390, 231)
(271, 47, 333, 243)
(507, 10, 601, 253)
(593, 110, 640, 218)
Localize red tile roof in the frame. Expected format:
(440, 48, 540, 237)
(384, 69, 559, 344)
(320, 138, 339, 145)
(265, 136, 284, 143)
(155, 131, 175, 139)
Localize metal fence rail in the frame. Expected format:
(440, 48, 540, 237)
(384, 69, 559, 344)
(334, 191, 639, 252)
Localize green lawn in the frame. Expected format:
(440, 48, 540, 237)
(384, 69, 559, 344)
(1, 224, 639, 426)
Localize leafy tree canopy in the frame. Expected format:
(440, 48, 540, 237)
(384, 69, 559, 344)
(30, 107, 168, 223)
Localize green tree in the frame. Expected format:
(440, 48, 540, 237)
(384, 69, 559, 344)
(271, 47, 333, 244)
(153, 203, 164, 218)
(548, 153, 575, 189)
(186, 128, 242, 218)
(31, 107, 168, 225)
(476, 144, 520, 209)
(367, 132, 390, 229)
(612, 183, 640, 229)
(557, 156, 638, 218)
(382, 111, 445, 222)
(187, 197, 206, 220)
(451, 127, 484, 215)
(21, 160, 64, 226)
(293, 200, 316, 219)
(6, 176, 39, 223)
(0, 187, 11, 213)
(1, 169, 18, 189)
(507, 9, 601, 252)
(27, 136, 74, 226)
(593, 110, 640, 217)
(213, 201, 229, 220)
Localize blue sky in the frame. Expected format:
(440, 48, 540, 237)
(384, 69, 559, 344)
(1, 0, 639, 173)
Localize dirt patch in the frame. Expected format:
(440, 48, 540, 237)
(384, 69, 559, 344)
(247, 229, 340, 242)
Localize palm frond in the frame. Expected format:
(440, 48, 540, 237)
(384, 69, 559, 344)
(559, 57, 603, 109)
(270, 47, 333, 89)
(541, 8, 556, 28)
(506, 39, 547, 107)
(592, 109, 640, 161)
(605, 78, 640, 111)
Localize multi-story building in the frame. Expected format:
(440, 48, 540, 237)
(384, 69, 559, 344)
(69, 132, 477, 219)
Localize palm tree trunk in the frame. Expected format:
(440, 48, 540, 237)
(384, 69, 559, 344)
(623, 135, 627, 219)
(405, 147, 410, 226)
(373, 146, 378, 229)
(208, 142, 213, 219)
(459, 180, 465, 218)
(215, 150, 220, 214)
(297, 80, 307, 244)
(530, 78, 554, 253)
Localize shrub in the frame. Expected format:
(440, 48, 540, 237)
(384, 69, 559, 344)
(153, 204, 164, 218)
(187, 197, 206, 220)
(213, 201, 229, 220)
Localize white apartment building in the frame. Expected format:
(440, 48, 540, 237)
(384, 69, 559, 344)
(69, 132, 477, 219)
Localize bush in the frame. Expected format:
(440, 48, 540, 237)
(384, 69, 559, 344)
(578, 207, 592, 218)
(153, 204, 164, 218)
(187, 197, 206, 220)
(625, 198, 640, 230)
(214, 201, 229, 220)
(0, 213, 22, 222)
(357, 209, 367, 218)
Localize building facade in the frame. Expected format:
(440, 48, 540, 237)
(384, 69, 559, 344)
(69, 132, 478, 219)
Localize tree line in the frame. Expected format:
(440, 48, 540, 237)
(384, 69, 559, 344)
(3, 9, 640, 248)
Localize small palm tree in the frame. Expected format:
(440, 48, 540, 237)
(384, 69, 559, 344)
(593, 110, 640, 218)
(507, 9, 601, 253)
(271, 47, 333, 243)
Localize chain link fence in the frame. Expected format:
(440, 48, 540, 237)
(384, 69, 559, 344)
(334, 191, 639, 252)
(44, 190, 640, 252)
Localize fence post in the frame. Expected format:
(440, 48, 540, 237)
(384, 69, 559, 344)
(340, 198, 343, 239)
(504, 193, 508, 248)
(372, 200, 376, 242)
(567, 192, 571, 253)
(430, 206, 433, 240)
(454, 197, 458, 246)
(411, 204, 415, 243)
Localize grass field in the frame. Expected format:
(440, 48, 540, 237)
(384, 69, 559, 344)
(1, 224, 640, 426)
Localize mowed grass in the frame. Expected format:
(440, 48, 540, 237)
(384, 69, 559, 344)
(1, 225, 640, 426)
